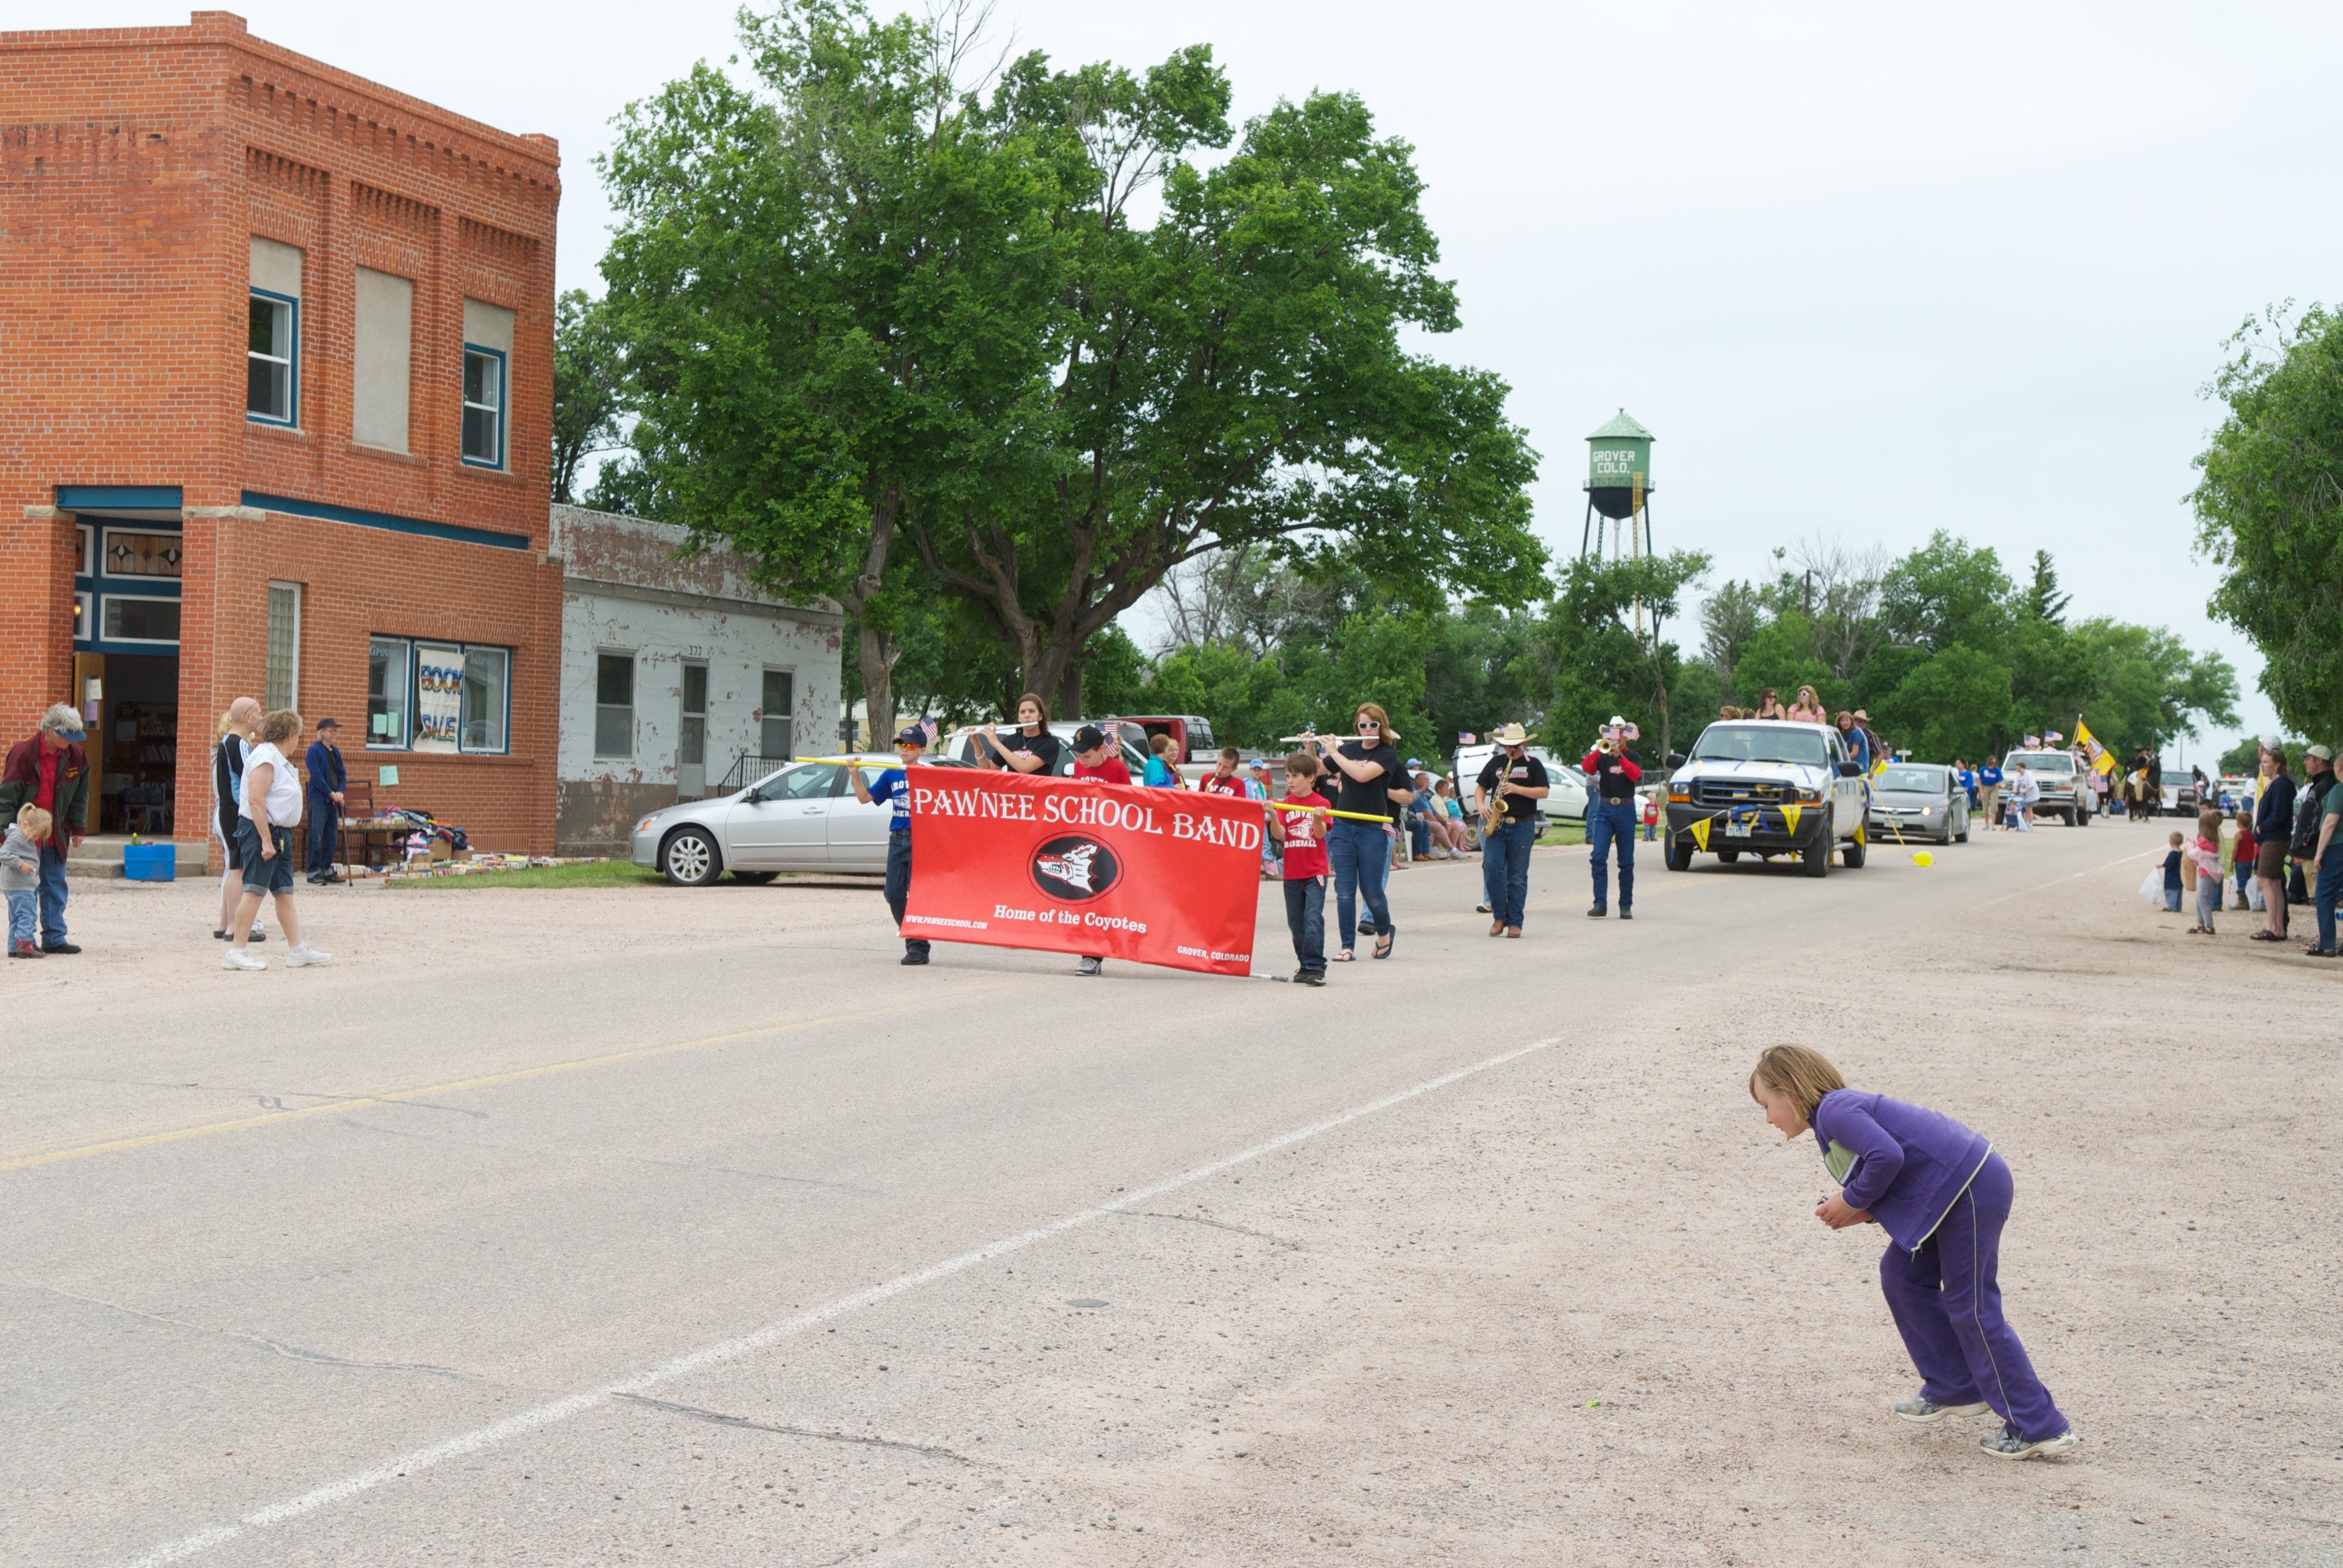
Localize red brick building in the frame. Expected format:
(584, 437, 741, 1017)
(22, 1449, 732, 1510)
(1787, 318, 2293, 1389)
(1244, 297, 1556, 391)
(0, 11, 562, 858)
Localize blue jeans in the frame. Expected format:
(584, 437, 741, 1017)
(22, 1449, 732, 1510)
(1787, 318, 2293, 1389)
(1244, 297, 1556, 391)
(5, 888, 33, 944)
(1587, 800, 1636, 909)
(1409, 813, 1430, 859)
(1283, 876, 1325, 972)
(1878, 1154, 2068, 1442)
(2315, 852, 2343, 952)
(1326, 820, 1392, 952)
(2163, 886, 2181, 912)
(885, 831, 928, 956)
(1481, 818, 1533, 927)
(36, 839, 68, 946)
(306, 794, 338, 874)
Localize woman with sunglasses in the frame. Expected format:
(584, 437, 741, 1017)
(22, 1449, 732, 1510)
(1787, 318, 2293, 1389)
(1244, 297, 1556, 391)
(1314, 704, 1401, 960)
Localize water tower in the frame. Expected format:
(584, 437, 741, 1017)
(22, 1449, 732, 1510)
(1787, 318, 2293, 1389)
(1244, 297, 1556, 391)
(1580, 409, 1654, 561)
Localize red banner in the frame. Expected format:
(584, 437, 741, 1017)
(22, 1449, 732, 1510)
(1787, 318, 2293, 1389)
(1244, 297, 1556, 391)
(900, 765, 1264, 976)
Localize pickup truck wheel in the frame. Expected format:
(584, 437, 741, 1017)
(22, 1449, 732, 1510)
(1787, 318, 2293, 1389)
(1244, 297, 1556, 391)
(660, 826, 723, 887)
(1664, 837, 1694, 872)
(1842, 828, 1867, 869)
(1801, 814, 1833, 878)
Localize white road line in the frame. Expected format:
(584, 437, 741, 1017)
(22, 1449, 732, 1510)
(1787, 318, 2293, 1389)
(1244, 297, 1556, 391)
(126, 1033, 1562, 1567)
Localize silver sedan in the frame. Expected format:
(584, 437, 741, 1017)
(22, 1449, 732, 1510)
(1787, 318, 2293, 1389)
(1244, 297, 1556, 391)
(630, 755, 969, 886)
(1866, 762, 1971, 846)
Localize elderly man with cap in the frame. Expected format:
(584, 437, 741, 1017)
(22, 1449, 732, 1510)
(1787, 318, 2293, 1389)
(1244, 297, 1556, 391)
(848, 724, 932, 964)
(0, 703, 91, 953)
(2287, 743, 2335, 909)
(303, 717, 349, 885)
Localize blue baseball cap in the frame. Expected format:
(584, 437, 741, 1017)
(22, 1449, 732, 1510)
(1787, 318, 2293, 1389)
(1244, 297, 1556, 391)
(893, 725, 927, 745)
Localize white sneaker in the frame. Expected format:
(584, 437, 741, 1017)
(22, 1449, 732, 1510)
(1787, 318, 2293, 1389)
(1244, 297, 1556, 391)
(221, 949, 267, 971)
(285, 944, 332, 968)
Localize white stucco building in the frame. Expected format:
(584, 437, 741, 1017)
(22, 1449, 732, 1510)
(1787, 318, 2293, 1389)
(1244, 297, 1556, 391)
(549, 505, 842, 855)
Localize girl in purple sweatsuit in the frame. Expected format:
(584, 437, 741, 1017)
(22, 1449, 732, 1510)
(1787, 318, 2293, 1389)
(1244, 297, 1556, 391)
(1750, 1044, 2079, 1460)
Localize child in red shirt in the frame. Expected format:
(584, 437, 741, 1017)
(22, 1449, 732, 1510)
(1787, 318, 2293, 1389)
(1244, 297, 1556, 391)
(1069, 725, 1130, 977)
(1266, 751, 1329, 985)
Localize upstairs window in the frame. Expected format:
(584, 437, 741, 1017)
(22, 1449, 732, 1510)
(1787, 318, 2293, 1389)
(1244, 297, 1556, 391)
(462, 346, 505, 466)
(247, 236, 303, 426)
(248, 291, 296, 423)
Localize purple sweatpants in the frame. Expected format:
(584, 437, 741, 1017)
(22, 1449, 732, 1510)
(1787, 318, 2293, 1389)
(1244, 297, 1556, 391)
(1878, 1152, 2068, 1440)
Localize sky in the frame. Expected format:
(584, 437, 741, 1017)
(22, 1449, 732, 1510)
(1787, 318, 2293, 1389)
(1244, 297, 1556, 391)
(95, 1, 2343, 761)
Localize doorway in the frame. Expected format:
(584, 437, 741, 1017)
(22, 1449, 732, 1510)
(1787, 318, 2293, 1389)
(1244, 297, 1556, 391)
(677, 661, 707, 799)
(95, 653, 180, 835)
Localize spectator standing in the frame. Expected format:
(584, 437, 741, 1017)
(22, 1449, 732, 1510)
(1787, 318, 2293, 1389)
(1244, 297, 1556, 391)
(0, 704, 90, 954)
(1978, 756, 2004, 829)
(2006, 762, 2039, 831)
(2229, 811, 2256, 912)
(1314, 704, 1401, 961)
(2304, 766, 2343, 958)
(847, 725, 931, 965)
(2160, 832, 2183, 912)
(1265, 752, 1330, 985)
(1240, 757, 1280, 878)
(2287, 745, 2335, 907)
(1474, 724, 1548, 938)
(1582, 716, 1642, 920)
(2251, 743, 2296, 941)
(1069, 725, 1132, 976)
(211, 699, 265, 942)
(3, 804, 45, 958)
(2185, 810, 2223, 935)
(220, 709, 329, 970)
(1953, 759, 1974, 809)
(303, 717, 347, 885)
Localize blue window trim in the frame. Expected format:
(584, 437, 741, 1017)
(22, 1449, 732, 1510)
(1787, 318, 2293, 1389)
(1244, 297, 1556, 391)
(460, 342, 508, 469)
(365, 633, 514, 755)
(73, 520, 182, 653)
(247, 286, 300, 428)
(94, 592, 184, 649)
(241, 491, 529, 551)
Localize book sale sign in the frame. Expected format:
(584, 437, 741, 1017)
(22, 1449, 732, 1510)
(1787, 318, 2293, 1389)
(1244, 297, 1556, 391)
(899, 766, 1266, 976)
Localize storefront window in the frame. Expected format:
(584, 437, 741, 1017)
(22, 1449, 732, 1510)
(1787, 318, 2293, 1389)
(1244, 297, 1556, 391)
(366, 636, 513, 754)
(462, 647, 510, 752)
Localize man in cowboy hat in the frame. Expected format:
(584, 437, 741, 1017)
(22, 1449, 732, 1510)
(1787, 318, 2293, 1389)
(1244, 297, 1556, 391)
(1581, 714, 1643, 920)
(1473, 723, 1548, 937)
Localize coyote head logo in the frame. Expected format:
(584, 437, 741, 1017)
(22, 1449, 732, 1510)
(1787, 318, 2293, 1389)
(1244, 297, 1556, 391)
(1030, 834, 1121, 902)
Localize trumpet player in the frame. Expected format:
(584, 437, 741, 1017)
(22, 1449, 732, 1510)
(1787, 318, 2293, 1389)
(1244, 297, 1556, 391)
(1473, 724, 1549, 938)
(1584, 715, 1643, 920)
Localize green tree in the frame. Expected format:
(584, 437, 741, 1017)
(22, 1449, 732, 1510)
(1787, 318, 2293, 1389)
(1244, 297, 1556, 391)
(1535, 550, 1708, 765)
(909, 68, 1543, 712)
(2026, 549, 2072, 626)
(2192, 304, 2343, 743)
(551, 290, 628, 505)
(598, 1, 1067, 746)
(1878, 532, 2015, 652)
(1875, 646, 2013, 762)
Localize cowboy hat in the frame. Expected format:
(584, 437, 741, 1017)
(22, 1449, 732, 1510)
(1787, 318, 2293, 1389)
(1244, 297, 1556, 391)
(1493, 723, 1530, 746)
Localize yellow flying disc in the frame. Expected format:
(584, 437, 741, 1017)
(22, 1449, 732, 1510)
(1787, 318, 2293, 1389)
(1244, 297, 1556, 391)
(1912, 851, 1934, 867)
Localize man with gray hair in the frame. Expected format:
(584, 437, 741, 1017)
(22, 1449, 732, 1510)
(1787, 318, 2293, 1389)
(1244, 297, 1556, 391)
(0, 703, 91, 953)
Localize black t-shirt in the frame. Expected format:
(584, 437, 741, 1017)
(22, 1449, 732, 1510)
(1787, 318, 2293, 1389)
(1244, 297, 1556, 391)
(1476, 751, 1548, 825)
(1322, 742, 1400, 822)
(996, 728, 1063, 776)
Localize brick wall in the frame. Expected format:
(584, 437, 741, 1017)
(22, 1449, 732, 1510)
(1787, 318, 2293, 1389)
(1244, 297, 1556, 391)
(0, 13, 563, 852)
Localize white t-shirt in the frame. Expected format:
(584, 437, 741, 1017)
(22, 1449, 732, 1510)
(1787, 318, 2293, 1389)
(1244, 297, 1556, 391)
(243, 740, 305, 827)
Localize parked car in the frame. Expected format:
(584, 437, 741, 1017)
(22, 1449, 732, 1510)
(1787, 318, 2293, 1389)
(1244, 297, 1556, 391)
(2002, 749, 2092, 826)
(1115, 714, 1217, 764)
(1662, 719, 1871, 877)
(1867, 762, 1970, 844)
(1449, 741, 1587, 828)
(632, 753, 975, 886)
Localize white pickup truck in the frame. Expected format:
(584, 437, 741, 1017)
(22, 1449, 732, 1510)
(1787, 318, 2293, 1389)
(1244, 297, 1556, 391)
(1662, 719, 1873, 877)
(2002, 749, 2093, 826)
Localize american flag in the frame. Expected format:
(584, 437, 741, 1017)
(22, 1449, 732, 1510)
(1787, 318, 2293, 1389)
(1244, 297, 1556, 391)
(919, 717, 939, 745)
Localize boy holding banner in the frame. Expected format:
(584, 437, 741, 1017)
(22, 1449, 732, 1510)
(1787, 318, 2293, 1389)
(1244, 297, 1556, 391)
(1266, 753, 1331, 985)
(1069, 725, 1130, 977)
(849, 725, 931, 965)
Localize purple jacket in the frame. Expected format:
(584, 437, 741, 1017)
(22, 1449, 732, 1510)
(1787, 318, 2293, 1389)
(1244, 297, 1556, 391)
(1810, 1090, 1993, 1252)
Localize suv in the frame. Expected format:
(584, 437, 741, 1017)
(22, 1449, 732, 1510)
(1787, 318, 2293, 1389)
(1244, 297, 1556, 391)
(1662, 719, 1872, 877)
(2003, 750, 2092, 826)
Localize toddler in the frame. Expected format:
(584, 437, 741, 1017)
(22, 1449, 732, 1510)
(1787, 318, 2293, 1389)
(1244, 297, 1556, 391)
(1750, 1044, 2079, 1461)
(2161, 831, 2183, 912)
(2186, 810, 2223, 934)
(2, 803, 47, 958)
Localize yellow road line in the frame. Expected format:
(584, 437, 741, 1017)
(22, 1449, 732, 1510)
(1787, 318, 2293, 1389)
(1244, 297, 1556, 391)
(0, 1002, 919, 1175)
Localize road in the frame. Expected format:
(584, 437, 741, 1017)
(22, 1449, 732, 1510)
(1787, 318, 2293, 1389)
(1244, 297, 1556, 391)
(4, 821, 2338, 1566)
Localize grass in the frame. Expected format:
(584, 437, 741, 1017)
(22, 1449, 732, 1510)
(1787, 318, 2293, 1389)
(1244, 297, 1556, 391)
(383, 861, 664, 891)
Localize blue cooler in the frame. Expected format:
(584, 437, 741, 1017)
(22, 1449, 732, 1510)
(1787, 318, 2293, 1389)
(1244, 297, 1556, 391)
(123, 842, 175, 881)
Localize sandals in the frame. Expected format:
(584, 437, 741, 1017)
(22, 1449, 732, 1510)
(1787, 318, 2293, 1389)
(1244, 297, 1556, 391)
(1372, 929, 1395, 960)
(2249, 930, 2284, 942)
(1333, 949, 1355, 962)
